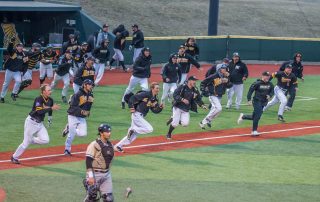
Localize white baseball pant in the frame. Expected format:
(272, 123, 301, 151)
(112, 48, 124, 61)
(161, 83, 177, 104)
(0, 69, 22, 97)
(94, 63, 105, 86)
(201, 96, 222, 124)
(73, 83, 81, 94)
(39, 63, 53, 79)
(65, 115, 87, 152)
(22, 69, 32, 81)
(133, 47, 143, 63)
(171, 107, 190, 128)
(179, 73, 188, 85)
(263, 85, 287, 116)
(12, 116, 49, 159)
(51, 73, 70, 97)
(122, 76, 148, 102)
(115, 112, 153, 148)
(226, 84, 244, 109)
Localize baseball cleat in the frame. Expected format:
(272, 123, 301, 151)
(62, 96, 67, 103)
(284, 106, 292, 112)
(11, 156, 20, 164)
(166, 117, 173, 126)
(278, 115, 285, 122)
(121, 102, 125, 109)
(114, 146, 124, 153)
(0, 98, 4, 103)
(237, 113, 244, 124)
(11, 93, 17, 101)
(62, 124, 69, 137)
(199, 121, 206, 130)
(251, 131, 260, 137)
(166, 133, 172, 140)
(125, 187, 132, 198)
(206, 122, 212, 128)
(64, 149, 72, 156)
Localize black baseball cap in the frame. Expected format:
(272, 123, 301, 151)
(98, 123, 111, 133)
(65, 50, 72, 54)
(285, 64, 293, 69)
(233, 52, 240, 57)
(16, 43, 23, 47)
(132, 24, 138, 28)
(83, 79, 94, 86)
(219, 64, 228, 70)
(103, 23, 109, 28)
(188, 76, 199, 81)
(223, 58, 230, 63)
(179, 45, 185, 50)
(86, 56, 95, 61)
(262, 71, 270, 76)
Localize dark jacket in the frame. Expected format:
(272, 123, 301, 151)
(74, 48, 90, 65)
(67, 88, 94, 118)
(280, 61, 303, 79)
(73, 65, 95, 86)
(177, 53, 200, 73)
(131, 30, 144, 48)
(161, 58, 181, 83)
(247, 79, 274, 104)
(128, 91, 162, 116)
(132, 52, 152, 78)
(41, 50, 57, 65)
(93, 43, 110, 63)
(29, 95, 54, 122)
(3, 42, 28, 72)
(173, 84, 204, 112)
(272, 71, 298, 90)
(113, 30, 129, 50)
(200, 72, 231, 98)
(62, 40, 80, 54)
(228, 60, 248, 84)
(26, 50, 42, 70)
(205, 64, 217, 78)
(87, 33, 98, 52)
(56, 55, 73, 76)
(184, 43, 199, 59)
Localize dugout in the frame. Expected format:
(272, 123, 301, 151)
(0, 0, 103, 48)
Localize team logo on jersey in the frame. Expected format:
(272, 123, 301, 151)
(235, 65, 240, 70)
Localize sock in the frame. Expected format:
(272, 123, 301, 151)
(168, 124, 175, 135)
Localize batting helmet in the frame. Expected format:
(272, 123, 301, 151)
(98, 124, 111, 133)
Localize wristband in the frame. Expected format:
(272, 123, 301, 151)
(87, 171, 93, 178)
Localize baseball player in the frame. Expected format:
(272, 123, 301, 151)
(109, 30, 129, 71)
(17, 43, 42, 95)
(62, 34, 80, 54)
(237, 71, 274, 136)
(50, 50, 73, 103)
(199, 65, 231, 129)
(166, 76, 207, 139)
(184, 37, 199, 60)
(121, 47, 152, 109)
(73, 42, 91, 76)
(62, 79, 94, 155)
(129, 24, 144, 63)
(96, 23, 109, 48)
(263, 64, 298, 122)
(0, 37, 28, 103)
(11, 84, 60, 164)
(160, 53, 181, 106)
(114, 82, 163, 152)
(39, 45, 57, 85)
(73, 56, 95, 93)
(226, 52, 249, 110)
(205, 58, 230, 78)
(93, 39, 110, 86)
(177, 45, 202, 85)
(84, 123, 114, 202)
(279, 53, 304, 111)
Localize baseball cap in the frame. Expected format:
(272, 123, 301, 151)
(86, 56, 95, 61)
(103, 23, 109, 28)
(285, 64, 293, 69)
(219, 64, 228, 70)
(98, 123, 111, 133)
(81, 42, 88, 46)
(132, 24, 138, 28)
(188, 76, 199, 81)
(223, 58, 230, 63)
(233, 52, 240, 57)
(65, 50, 72, 54)
(16, 43, 23, 47)
(179, 45, 185, 50)
(83, 79, 94, 86)
(262, 71, 270, 76)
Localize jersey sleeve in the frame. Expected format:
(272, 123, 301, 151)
(86, 141, 96, 158)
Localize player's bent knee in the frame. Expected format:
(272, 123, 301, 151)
(181, 122, 189, 127)
(102, 193, 113, 202)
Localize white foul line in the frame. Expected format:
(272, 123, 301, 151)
(0, 125, 320, 163)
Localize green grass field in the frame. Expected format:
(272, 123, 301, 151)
(1, 134, 319, 202)
(0, 75, 320, 202)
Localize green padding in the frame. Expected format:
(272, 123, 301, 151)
(228, 38, 260, 60)
(260, 40, 293, 61)
(292, 41, 320, 61)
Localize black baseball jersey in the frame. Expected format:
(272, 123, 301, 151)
(173, 84, 204, 112)
(272, 71, 298, 89)
(29, 95, 54, 122)
(177, 53, 200, 73)
(4, 42, 28, 72)
(128, 91, 162, 116)
(161, 62, 182, 83)
(247, 79, 274, 103)
(131, 30, 144, 48)
(56, 55, 73, 76)
(73, 65, 95, 86)
(184, 43, 199, 58)
(228, 60, 248, 84)
(67, 88, 94, 118)
(74, 49, 90, 65)
(279, 61, 304, 79)
(132, 54, 152, 78)
(41, 50, 57, 65)
(93, 45, 110, 63)
(200, 72, 231, 97)
(26, 50, 42, 70)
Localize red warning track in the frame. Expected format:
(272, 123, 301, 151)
(0, 64, 319, 90)
(0, 120, 319, 170)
